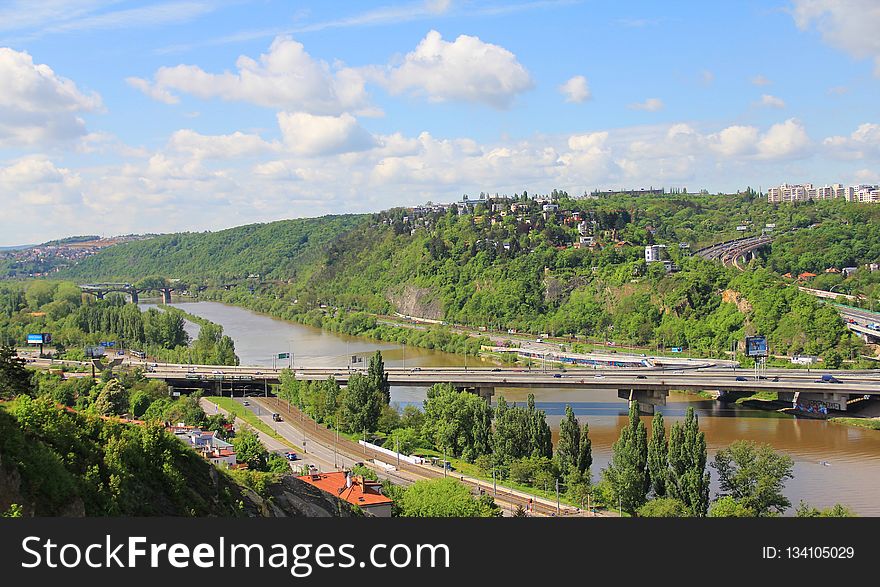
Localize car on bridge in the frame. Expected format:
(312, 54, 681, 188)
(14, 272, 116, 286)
(817, 374, 842, 384)
(735, 376, 748, 381)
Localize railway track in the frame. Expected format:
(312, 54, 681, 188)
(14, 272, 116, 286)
(258, 397, 584, 517)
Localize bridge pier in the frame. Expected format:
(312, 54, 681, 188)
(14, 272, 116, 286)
(160, 288, 173, 304)
(457, 385, 495, 402)
(793, 391, 851, 412)
(617, 389, 668, 414)
(128, 289, 139, 304)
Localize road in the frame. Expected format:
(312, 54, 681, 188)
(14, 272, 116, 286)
(240, 396, 591, 517)
(144, 363, 880, 396)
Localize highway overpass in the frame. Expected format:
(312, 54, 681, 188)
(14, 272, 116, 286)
(142, 363, 880, 414)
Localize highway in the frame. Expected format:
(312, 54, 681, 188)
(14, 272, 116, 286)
(141, 363, 880, 396)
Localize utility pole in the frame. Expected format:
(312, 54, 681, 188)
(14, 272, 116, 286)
(556, 478, 560, 515)
(443, 447, 447, 477)
(395, 437, 400, 468)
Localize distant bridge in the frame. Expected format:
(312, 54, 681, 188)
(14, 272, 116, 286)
(79, 282, 182, 304)
(695, 235, 773, 268)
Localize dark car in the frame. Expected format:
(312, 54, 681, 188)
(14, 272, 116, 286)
(818, 374, 842, 383)
(491, 368, 502, 372)
(285, 452, 298, 461)
(636, 375, 647, 379)
(553, 373, 562, 378)
(735, 376, 748, 381)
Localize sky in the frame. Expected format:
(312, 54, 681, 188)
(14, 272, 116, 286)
(1, 0, 879, 245)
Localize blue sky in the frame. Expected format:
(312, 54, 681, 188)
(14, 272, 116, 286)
(1, 0, 879, 245)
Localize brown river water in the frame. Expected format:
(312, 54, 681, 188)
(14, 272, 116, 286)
(142, 300, 880, 515)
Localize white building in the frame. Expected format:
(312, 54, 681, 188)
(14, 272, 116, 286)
(767, 182, 879, 204)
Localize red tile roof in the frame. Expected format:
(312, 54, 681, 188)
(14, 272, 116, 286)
(297, 472, 393, 507)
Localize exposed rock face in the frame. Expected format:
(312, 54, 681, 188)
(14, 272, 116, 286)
(240, 476, 360, 518)
(388, 284, 443, 321)
(721, 289, 753, 313)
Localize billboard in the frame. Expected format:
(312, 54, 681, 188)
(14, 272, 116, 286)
(85, 346, 105, 358)
(27, 333, 51, 345)
(745, 336, 768, 357)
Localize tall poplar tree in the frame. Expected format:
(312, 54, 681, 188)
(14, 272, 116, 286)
(667, 406, 710, 516)
(556, 405, 580, 473)
(647, 412, 668, 497)
(603, 401, 648, 514)
(368, 350, 391, 404)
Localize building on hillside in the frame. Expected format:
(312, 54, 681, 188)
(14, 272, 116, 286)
(297, 471, 393, 517)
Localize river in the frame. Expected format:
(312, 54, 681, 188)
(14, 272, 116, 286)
(143, 299, 880, 515)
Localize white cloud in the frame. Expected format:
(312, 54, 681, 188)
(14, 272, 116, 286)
(823, 122, 880, 159)
(0, 47, 101, 147)
(791, 0, 880, 75)
(759, 94, 786, 108)
(132, 36, 371, 114)
(0, 156, 82, 205)
(126, 76, 179, 105)
(628, 98, 663, 112)
(167, 129, 276, 159)
(559, 75, 591, 103)
(751, 74, 771, 86)
(277, 111, 377, 156)
(756, 118, 811, 159)
(383, 30, 533, 108)
(710, 125, 760, 157)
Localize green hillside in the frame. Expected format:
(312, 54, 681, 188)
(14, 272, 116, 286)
(62, 214, 366, 282)
(53, 192, 880, 363)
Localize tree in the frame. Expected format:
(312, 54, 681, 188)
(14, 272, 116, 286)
(794, 501, 856, 517)
(577, 422, 592, 475)
(367, 350, 391, 404)
(647, 412, 668, 497)
(93, 379, 128, 416)
(556, 405, 580, 474)
(711, 440, 794, 517)
(233, 427, 268, 471)
(638, 497, 691, 517)
(0, 344, 32, 398)
(667, 407, 710, 516)
(341, 373, 382, 434)
(708, 496, 754, 517)
(423, 383, 492, 461)
(400, 478, 499, 517)
(602, 401, 648, 514)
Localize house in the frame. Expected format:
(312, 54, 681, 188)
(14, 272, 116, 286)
(842, 266, 858, 277)
(297, 471, 393, 517)
(797, 272, 817, 280)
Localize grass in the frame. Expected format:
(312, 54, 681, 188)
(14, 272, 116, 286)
(734, 391, 779, 404)
(203, 396, 295, 448)
(829, 417, 880, 431)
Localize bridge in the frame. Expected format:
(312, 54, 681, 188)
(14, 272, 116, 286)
(79, 282, 179, 304)
(835, 305, 880, 343)
(695, 235, 773, 268)
(141, 363, 880, 414)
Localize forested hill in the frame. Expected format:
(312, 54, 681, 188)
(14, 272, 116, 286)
(62, 214, 366, 282)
